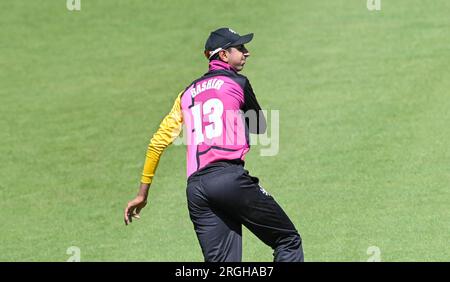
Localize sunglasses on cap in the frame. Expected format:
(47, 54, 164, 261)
(205, 44, 248, 59)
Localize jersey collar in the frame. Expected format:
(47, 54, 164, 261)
(208, 59, 237, 73)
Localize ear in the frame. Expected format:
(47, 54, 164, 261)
(218, 49, 229, 62)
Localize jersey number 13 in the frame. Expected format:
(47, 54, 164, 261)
(191, 98, 224, 143)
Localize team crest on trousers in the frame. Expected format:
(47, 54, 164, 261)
(258, 185, 271, 197)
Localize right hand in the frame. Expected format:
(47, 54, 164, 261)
(124, 195, 147, 225)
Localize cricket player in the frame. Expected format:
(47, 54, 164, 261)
(124, 27, 304, 262)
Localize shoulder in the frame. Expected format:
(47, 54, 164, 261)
(216, 71, 248, 90)
(183, 70, 249, 94)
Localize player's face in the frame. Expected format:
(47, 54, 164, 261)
(222, 44, 250, 72)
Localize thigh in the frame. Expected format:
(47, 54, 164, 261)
(239, 170, 298, 247)
(186, 179, 242, 262)
(204, 166, 300, 249)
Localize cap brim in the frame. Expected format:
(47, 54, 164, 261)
(231, 33, 253, 47)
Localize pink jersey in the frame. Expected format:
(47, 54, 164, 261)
(181, 60, 261, 177)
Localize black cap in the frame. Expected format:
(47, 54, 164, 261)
(204, 27, 253, 59)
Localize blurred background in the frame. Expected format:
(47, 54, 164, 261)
(0, 0, 449, 261)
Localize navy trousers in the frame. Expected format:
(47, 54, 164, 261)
(186, 160, 304, 262)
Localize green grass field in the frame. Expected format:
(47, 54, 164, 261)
(1, 0, 449, 261)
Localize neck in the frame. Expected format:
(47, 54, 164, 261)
(208, 59, 237, 72)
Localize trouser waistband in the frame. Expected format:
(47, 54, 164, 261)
(188, 159, 244, 182)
